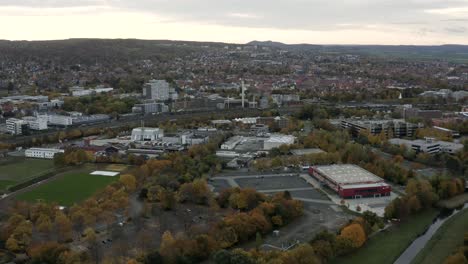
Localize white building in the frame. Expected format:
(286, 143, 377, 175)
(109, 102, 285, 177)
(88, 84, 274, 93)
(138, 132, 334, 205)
(389, 138, 463, 154)
(143, 80, 170, 101)
(263, 134, 296, 150)
(72, 89, 93, 97)
(6, 118, 28, 135)
(42, 114, 73, 126)
(94, 87, 114, 94)
(22, 116, 48, 130)
(25, 148, 64, 159)
(221, 136, 243, 150)
(131, 127, 164, 141)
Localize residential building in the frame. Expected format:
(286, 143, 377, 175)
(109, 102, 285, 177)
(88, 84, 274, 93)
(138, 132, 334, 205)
(131, 127, 164, 141)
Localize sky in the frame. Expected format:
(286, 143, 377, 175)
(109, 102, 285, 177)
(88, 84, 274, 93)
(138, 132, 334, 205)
(1, 0, 468, 45)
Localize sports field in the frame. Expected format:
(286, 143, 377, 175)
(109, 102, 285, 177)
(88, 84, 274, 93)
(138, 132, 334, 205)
(0, 159, 54, 192)
(16, 170, 118, 206)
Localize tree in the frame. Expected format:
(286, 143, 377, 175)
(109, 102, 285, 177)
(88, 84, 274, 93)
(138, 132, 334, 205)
(5, 237, 20, 252)
(407, 195, 422, 213)
(255, 232, 263, 250)
(119, 174, 137, 192)
(280, 244, 320, 264)
(160, 231, 178, 263)
(444, 252, 467, 264)
(158, 188, 176, 210)
(36, 214, 53, 233)
(55, 211, 73, 242)
(28, 242, 69, 264)
(339, 223, 366, 248)
(84, 227, 100, 264)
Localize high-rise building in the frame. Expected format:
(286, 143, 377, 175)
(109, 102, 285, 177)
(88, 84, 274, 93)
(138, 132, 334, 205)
(143, 80, 170, 101)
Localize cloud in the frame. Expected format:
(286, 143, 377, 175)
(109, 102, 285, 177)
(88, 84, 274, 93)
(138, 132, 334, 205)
(0, 0, 468, 44)
(445, 26, 467, 33)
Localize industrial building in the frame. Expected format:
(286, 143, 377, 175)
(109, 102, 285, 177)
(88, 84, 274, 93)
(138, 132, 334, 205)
(290, 148, 324, 156)
(25, 148, 64, 159)
(132, 102, 169, 114)
(131, 127, 164, 141)
(221, 136, 243, 150)
(396, 105, 443, 120)
(263, 134, 296, 150)
(341, 119, 422, 138)
(309, 164, 391, 198)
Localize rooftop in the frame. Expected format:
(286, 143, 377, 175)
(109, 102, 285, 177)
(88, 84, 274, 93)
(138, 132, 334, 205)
(314, 164, 383, 185)
(290, 148, 324, 156)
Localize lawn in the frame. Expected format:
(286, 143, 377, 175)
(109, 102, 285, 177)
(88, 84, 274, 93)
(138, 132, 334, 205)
(0, 158, 55, 192)
(333, 209, 439, 264)
(0, 180, 16, 193)
(16, 171, 118, 206)
(411, 208, 468, 264)
(0, 159, 54, 182)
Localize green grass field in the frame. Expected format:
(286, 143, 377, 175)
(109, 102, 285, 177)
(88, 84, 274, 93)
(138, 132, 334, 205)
(411, 208, 468, 264)
(333, 209, 439, 264)
(16, 171, 117, 206)
(0, 158, 55, 192)
(0, 159, 54, 181)
(0, 180, 16, 192)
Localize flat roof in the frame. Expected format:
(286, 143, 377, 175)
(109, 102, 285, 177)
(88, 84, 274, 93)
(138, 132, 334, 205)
(26, 148, 64, 152)
(291, 148, 324, 156)
(314, 164, 383, 185)
(90, 171, 120, 177)
(340, 182, 390, 190)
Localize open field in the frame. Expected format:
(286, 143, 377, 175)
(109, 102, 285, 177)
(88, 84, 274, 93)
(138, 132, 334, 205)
(0, 159, 54, 181)
(333, 209, 439, 264)
(0, 159, 54, 192)
(0, 180, 16, 192)
(412, 208, 468, 264)
(16, 169, 118, 206)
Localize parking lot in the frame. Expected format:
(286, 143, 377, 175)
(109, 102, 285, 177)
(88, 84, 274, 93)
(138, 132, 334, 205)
(236, 175, 311, 190)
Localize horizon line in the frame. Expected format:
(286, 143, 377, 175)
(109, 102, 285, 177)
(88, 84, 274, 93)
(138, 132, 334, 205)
(0, 38, 467, 47)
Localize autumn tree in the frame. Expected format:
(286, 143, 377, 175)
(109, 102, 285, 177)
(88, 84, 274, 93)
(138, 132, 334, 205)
(55, 211, 73, 242)
(119, 174, 137, 192)
(339, 223, 366, 248)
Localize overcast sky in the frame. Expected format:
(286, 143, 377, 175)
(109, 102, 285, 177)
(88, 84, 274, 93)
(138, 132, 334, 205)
(1, 0, 468, 44)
